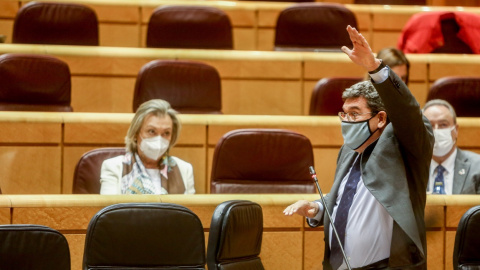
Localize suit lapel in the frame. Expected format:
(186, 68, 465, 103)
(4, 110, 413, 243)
(453, 149, 470, 194)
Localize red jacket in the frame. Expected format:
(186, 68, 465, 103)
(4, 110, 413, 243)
(397, 11, 480, 54)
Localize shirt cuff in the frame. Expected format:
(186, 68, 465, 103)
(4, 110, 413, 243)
(369, 67, 389, 84)
(307, 201, 324, 224)
(368, 60, 389, 84)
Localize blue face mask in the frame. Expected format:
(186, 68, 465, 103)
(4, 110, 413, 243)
(341, 116, 378, 150)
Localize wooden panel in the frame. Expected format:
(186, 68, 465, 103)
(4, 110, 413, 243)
(304, 230, 324, 270)
(177, 124, 206, 145)
(71, 77, 136, 113)
(224, 9, 256, 27)
(445, 230, 456, 270)
(457, 118, 480, 148)
(58, 56, 151, 76)
(0, 20, 13, 44)
(0, 122, 61, 143)
(0, 208, 10, 225)
(257, 28, 275, 51)
(206, 118, 342, 146)
(64, 122, 130, 144)
(354, 11, 370, 32)
(257, 10, 282, 28)
(222, 80, 303, 115)
(410, 82, 429, 108)
(313, 148, 339, 193)
(263, 206, 304, 228)
(99, 23, 140, 48)
(233, 28, 255, 51)
(446, 205, 473, 228)
(65, 234, 86, 270)
(89, 5, 139, 23)
(12, 207, 103, 230)
(304, 60, 364, 80)
(180, 205, 216, 229)
(303, 80, 317, 115)
(262, 232, 303, 270)
(372, 32, 401, 53)
(425, 205, 444, 228)
(204, 59, 302, 79)
(429, 61, 480, 80)
(170, 147, 207, 194)
(0, 2, 18, 18)
(372, 12, 412, 31)
(0, 146, 61, 194)
(408, 55, 428, 82)
(427, 231, 444, 270)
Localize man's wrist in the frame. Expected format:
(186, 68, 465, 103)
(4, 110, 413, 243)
(368, 59, 384, 74)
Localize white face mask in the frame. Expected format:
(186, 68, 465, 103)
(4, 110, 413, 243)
(433, 126, 456, 157)
(139, 135, 169, 161)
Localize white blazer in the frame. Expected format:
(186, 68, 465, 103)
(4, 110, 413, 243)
(100, 155, 195, 194)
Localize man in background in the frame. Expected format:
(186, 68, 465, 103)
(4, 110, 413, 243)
(423, 99, 480, 194)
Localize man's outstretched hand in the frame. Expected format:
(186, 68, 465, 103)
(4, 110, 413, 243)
(341, 25, 381, 72)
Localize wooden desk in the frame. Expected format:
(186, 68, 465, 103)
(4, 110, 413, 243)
(2, 1, 480, 51)
(0, 194, 477, 270)
(0, 112, 479, 195)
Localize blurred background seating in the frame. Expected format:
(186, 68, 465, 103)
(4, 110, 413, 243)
(12, 2, 98, 46)
(0, 53, 73, 112)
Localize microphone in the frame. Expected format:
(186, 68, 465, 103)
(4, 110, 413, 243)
(309, 166, 352, 270)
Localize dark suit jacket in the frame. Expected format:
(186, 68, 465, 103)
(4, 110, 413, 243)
(311, 67, 434, 270)
(452, 148, 480, 194)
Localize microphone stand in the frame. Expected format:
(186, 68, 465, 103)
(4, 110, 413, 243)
(309, 166, 352, 270)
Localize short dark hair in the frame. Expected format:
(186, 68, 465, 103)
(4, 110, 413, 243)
(342, 81, 386, 113)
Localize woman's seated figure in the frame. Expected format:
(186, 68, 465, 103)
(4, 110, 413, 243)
(100, 99, 195, 194)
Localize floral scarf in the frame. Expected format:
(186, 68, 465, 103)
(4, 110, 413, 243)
(121, 152, 186, 194)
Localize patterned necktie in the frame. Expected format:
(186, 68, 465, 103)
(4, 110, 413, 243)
(433, 165, 446, 195)
(330, 156, 362, 270)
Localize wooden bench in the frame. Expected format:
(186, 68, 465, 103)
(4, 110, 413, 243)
(0, 194, 477, 270)
(1, 112, 479, 195)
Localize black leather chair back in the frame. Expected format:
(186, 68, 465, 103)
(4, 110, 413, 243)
(83, 203, 206, 270)
(133, 60, 222, 114)
(309, 77, 363, 115)
(210, 129, 315, 193)
(0, 53, 72, 112)
(427, 77, 480, 117)
(453, 205, 480, 270)
(73, 148, 126, 194)
(13, 1, 99, 46)
(207, 200, 264, 270)
(275, 3, 357, 51)
(147, 6, 232, 49)
(0, 224, 70, 270)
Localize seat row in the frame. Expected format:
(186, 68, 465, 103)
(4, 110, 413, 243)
(11, 1, 355, 52)
(0, 53, 221, 114)
(0, 200, 264, 270)
(9, 1, 480, 54)
(2, 52, 480, 116)
(1, 202, 479, 269)
(73, 129, 316, 194)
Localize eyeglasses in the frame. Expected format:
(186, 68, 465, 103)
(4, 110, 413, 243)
(338, 111, 377, 122)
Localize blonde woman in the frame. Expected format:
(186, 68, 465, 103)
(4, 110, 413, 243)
(100, 99, 195, 194)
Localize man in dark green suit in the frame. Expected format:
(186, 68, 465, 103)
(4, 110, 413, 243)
(284, 26, 434, 269)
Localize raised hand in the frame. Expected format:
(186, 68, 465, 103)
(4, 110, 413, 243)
(341, 25, 381, 72)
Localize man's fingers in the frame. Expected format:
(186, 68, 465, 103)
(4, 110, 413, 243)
(341, 46, 352, 56)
